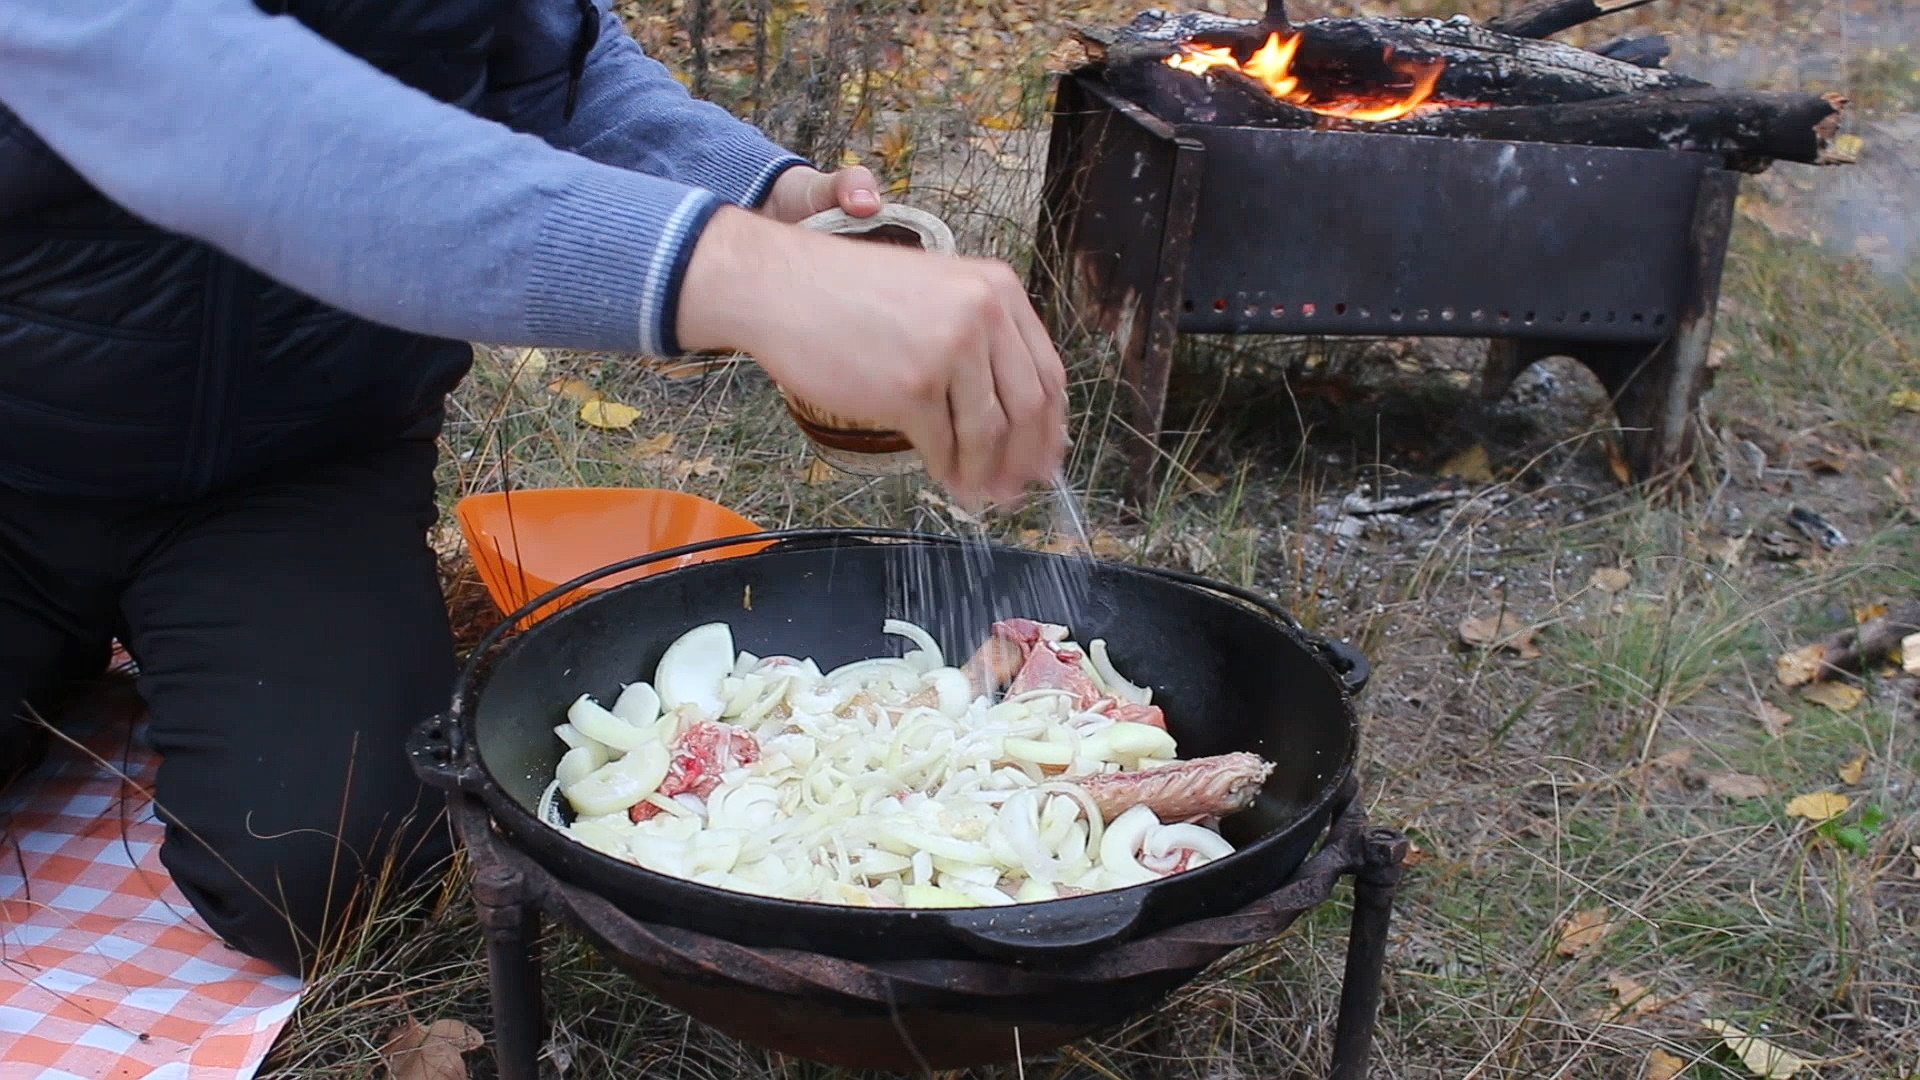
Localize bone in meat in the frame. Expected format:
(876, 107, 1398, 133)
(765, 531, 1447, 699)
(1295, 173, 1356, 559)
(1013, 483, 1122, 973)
(1075, 752, 1273, 823)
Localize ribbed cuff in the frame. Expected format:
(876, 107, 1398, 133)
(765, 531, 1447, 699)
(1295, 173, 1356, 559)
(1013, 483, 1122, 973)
(525, 167, 722, 356)
(678, 125, 811, 207)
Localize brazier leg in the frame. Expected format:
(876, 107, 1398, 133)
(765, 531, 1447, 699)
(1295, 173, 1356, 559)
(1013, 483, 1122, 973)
(1120, 139, 1205, 506)
(1598, 167, 1741, 482)
(474, 862, 545, 1080)
(1328, 827, 1408, 1080)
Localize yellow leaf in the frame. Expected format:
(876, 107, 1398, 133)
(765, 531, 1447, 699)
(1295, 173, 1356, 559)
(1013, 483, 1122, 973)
(1836, 754, 1866, 785)
(839, 149, 863, 169)
(1828, 132, 1865, 162)
(1773, 643, 1825, 687)
(547, 376, 601, 404)
(1852, 602, 1888, 624)
(1555, 905, 1616, 957)
(1785, 791, 1850, 823)
(631, 431, 676, 459)
(1589, 567, 1632, 593)
(1708, 772, 1771, 801)
(380, 1017, 482, 1080)
(579, 399, 642, 430)
(1801, 681, 1863, 712)
(874, 121, 914, 176)
(804, 456, 837, 485)
(1605, 436, 1633, 485)
(1891, 388, 1920, 413)
(1440, 444, 1494, 483)
(979, 111, 1027, 131)
(726, 19, 755, 43)
(1645, 1048, 1687, 1080)
(1459, 612, 1542, 659)
(509, 347, 549, 384)
(1700, 1019, 1810, 1079)
(666, 455, 725, 482)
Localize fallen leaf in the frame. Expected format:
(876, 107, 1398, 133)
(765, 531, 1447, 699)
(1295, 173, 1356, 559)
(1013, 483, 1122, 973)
(579, 399, 642, 430)
(1785, 791, 1850, 823)
(1852, 602, 1888, 624)
(1773, 643, 1825, 687)
(1650, 745, 1695, 771)
(1902, 631, 1920, 675)
(1827, 131, 1865, 162)
(1089, 531, 1133, 559)
(1589, 567, 1632, 593)
(630, 431, 676, 459)
(1556, 905, 1616, 958)
(1837, 753, 1866, 785)
(1459, 612, 1542, 659)
(1185, 470, 1226, 497)
(1801, 681, 1863, 712)
(1605, 436, 1632, 485)
(1605, 973, 1676, 1018)
(1645, 1048, 1687, 1080)
(1754, 701, 1794, 737)
(1889, 388, 1920, 413)
(665, 456, 725, 482)
(381, 1018, 483, 1080)
(547, 376, 601, 404)
(1402, 841, 1433, 867)
(1440, 444, 1494, 483)
(804, 456, 837, 485)
(509, 347, 550, 385)
(1700, 1019, 1810, 1079)
(1709, 532, 1749, 568)
(1708, 772, 1772, 801)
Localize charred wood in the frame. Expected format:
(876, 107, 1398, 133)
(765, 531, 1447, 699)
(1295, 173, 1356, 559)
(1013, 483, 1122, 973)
(1594, 34, 1671, 69)
(1813, 602, 1920, 681)
(1485, 0, 1664, 41)
(1371, 87, 1847, 166)
(1082, 14, 1700, 107)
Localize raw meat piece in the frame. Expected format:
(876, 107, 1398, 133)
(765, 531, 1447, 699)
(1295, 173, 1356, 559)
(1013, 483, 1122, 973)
(630, 720, 760, 822)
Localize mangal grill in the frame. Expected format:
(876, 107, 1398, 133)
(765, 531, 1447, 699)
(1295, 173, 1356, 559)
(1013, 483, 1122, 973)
(1027, 2, 1848, 497)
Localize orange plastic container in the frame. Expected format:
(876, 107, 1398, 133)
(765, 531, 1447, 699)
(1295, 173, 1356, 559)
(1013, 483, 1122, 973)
(455, 487, 770, 628)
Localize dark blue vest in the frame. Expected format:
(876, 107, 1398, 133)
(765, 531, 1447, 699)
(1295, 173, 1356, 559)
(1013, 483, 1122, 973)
(0, 0, 583, 499)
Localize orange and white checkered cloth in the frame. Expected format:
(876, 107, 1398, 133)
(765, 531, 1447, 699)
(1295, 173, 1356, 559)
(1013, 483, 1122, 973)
(0, 709, 303, 1080)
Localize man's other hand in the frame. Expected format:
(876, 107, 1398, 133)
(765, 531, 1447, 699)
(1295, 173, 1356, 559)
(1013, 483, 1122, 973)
(677, 207, 1068, 508)
(759, 164, 883, 225)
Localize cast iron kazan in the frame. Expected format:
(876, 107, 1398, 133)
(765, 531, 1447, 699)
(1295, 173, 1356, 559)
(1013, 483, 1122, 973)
(412, 529, 1367, 966)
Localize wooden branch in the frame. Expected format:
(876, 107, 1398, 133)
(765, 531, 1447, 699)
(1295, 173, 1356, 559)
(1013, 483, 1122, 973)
(1487, 0, 1664, 41)
(1816, 602, 1920, 679)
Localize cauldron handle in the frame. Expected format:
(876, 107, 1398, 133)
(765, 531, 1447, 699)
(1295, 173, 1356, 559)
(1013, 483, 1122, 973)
(939, 889, 1148, 962)
(407, 712, 488, 793)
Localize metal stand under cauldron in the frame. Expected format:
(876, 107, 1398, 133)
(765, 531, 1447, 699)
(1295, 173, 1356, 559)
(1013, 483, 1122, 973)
(446, 782, 1405, 1079)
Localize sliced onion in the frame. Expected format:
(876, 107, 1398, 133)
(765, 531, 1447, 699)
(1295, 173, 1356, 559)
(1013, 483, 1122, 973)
(655, 622, 735, 718)
(883, 618, 944, 670)
(1089, 639, 1152, 705)
(612, 681, 662, 726)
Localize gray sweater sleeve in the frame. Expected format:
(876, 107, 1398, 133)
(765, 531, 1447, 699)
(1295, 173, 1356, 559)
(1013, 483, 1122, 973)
(0, 0, 782, 355)
(482, 0, 809, 207)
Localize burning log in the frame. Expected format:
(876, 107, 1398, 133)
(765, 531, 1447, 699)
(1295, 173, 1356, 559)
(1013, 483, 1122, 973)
(1485, 0, 1665, 41)
(1086, 12, 1849, 168)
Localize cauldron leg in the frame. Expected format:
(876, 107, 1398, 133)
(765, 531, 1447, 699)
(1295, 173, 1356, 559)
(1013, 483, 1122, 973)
(1327, 827, 1407, 1080)
(474, 862, 545, 1080)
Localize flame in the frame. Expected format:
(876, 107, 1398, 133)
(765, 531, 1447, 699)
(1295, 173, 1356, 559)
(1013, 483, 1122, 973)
(1164, 31, 1447, 123)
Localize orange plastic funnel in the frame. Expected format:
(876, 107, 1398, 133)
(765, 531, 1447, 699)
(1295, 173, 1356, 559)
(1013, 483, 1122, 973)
(455, 487, 769, 628)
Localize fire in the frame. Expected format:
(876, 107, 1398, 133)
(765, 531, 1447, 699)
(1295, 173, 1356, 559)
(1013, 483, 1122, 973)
(1165, 31, 1447, 123)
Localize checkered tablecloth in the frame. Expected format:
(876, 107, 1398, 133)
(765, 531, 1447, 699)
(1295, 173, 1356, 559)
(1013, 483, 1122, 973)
(0, 704, 303, 1080)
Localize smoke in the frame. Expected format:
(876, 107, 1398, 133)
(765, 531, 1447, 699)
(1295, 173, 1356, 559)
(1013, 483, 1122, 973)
(1663, 1, 1920, 275)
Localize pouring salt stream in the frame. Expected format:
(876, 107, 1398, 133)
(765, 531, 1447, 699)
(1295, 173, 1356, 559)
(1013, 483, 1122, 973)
(530, 205, 1278, 908)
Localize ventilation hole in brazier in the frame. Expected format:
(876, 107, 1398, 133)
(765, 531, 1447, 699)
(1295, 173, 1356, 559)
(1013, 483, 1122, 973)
(1653, 313, 1667, 327)
(1441, 307, 1456, 321)
(1471, 309, 1487, 322)
(1605, 311, 1618, 323)
(1270, 304, 1285, 317)
(1182, 299, 1195, 313)
(1244, 304, 1259, 318)
(1302, 302, 1317, 316)
(1498, 310, 1511, 323)
(1390, 309, 1404, 322)
(1579, 311, 1592, 324)
(1334, 302, 1348, 315)
(1631, 312, 1645, 324)
(1553, 312, 1567, 323)
(1415, 308, 1430, 321)
(1524, 311, 1537, 324)
(1212, 298, 1228, 312)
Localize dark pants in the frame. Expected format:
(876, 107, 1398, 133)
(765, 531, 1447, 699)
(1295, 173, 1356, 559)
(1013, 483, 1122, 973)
(0, 438, 456, 977)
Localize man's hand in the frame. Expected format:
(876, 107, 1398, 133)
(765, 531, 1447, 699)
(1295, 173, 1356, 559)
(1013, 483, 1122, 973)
(678, 207, 1067, 507)
(759, 164, 883, 225)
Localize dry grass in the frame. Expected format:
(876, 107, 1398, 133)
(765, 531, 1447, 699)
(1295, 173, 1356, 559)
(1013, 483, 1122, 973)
(261, 1, 1920, 1077)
